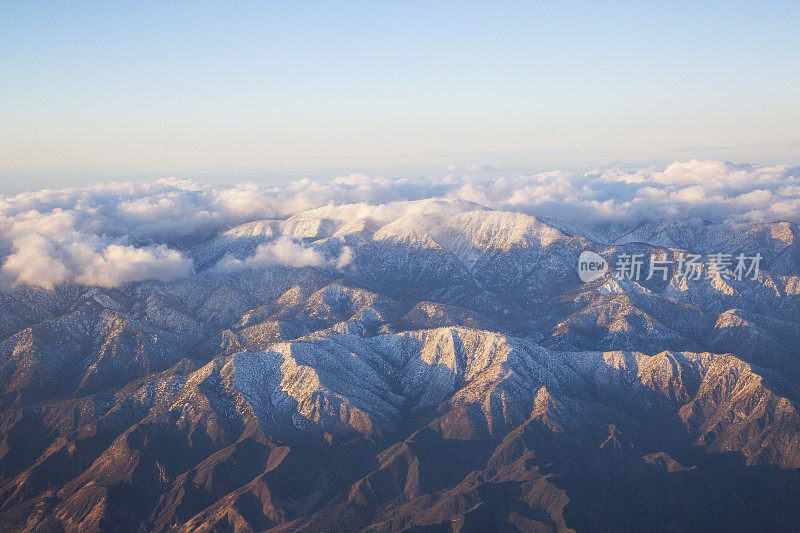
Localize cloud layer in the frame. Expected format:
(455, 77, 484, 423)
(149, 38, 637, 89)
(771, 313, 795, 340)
(213, 237, 354, 273)
(1, 160, 799, 288)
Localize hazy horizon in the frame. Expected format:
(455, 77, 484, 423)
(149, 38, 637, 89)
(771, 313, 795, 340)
(2, 1, 799, 191)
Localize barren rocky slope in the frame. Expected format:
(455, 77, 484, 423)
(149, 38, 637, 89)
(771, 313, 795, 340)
(1, 202, 800, 532)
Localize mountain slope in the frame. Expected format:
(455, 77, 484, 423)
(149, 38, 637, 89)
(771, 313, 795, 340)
(0, 203, 799, 531)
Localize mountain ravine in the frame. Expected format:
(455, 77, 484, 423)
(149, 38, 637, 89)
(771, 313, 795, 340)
(1, 201, 800, 532)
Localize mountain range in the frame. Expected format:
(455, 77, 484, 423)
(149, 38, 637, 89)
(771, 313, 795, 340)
(1, 199, 799, 531)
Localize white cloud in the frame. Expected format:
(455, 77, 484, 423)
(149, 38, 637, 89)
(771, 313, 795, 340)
(214, 238, 325, 273)
(213, 238, 355, 274)
(0, 231, 192, 290)
(72, 244, 193, 288)
(1, 234, 69, 290)
(2, 159, 800, 289)
(334, 246, 354, 270)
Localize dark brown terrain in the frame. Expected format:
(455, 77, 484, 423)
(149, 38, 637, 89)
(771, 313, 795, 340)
(1, 205, 800, 532)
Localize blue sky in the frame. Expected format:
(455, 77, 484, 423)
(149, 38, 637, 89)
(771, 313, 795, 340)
(1, 1, 799, 190)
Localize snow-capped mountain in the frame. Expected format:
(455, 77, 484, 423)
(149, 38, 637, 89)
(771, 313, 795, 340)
(1, 198, 800, 532)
